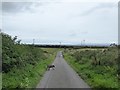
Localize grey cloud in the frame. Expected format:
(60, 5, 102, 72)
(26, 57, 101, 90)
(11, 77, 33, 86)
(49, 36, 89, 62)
(118, 2, 120, 45)
(2, 2, 42, 13)
(118, 1, 120, 8)
(79, 3, 117, 16)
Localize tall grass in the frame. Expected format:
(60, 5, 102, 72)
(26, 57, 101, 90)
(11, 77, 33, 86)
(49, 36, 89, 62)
(64, 47, 119, 89)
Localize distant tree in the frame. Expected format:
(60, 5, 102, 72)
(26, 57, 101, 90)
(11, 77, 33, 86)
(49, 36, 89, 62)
(17, 40, 21, 44)
(110, 43, 117, 47)
(13, 36, 17, 42)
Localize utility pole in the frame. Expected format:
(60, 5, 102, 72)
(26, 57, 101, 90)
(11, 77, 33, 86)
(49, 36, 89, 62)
(60, 42, 61, 48)
(81, 41, 82, 47)
(33, 39, 35, 45)
(83, 40, 85, 46)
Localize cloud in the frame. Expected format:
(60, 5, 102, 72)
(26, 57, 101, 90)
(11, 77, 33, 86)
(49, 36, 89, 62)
(119, 2, 120, 44)
(2, 2, 41, 14)
(2, 2, 118, 45)
(79, 3, 117, 16)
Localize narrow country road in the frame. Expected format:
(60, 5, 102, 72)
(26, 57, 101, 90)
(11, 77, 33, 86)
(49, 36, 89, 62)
(36, 51, 90, 88)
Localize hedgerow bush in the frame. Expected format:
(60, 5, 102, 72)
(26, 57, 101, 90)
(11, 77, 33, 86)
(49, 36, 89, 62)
(2, 32, 55, 88)
(64, 47, 118, 88)
(2, 33, 46, 73)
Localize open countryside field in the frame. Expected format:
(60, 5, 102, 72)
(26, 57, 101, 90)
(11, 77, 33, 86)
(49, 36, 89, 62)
(1, 32, 120, 89)
(63, 47, 119, 89)
(1, 1, 118, 89)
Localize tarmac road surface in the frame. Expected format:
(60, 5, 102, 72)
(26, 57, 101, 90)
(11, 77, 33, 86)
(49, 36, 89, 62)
(36, 51, 90, 88)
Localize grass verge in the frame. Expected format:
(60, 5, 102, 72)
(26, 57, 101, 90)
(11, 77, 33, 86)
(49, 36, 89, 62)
(0, 73, 2, 90)
(64, 49, 118, 89)
(2, 48, 57, 89)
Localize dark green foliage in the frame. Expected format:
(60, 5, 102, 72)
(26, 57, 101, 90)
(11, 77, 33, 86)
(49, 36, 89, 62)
(2, 33, 56, 88)
(2, 33, 46, 73)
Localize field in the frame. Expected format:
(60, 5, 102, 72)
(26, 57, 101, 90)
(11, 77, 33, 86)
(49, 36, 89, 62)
(2, 33, 58, 88)
(63, 47, 119, 89)
(1, 32, 120, 89)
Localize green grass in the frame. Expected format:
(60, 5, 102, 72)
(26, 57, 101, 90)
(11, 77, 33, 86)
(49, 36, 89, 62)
(2, 49, 56, 89)
(64, 48, 119, 89)
(2, 32, 59, 89)
(0, 73, 2, 90)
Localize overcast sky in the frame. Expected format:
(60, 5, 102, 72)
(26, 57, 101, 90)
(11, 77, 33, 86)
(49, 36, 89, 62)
(1, 0, 119, 45)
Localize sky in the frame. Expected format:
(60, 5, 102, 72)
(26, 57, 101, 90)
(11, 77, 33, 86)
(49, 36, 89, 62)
(1, 0, 119, 45)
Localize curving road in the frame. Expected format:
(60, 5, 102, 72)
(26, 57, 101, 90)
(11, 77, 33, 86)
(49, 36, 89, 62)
(36, 51, 90, 88)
